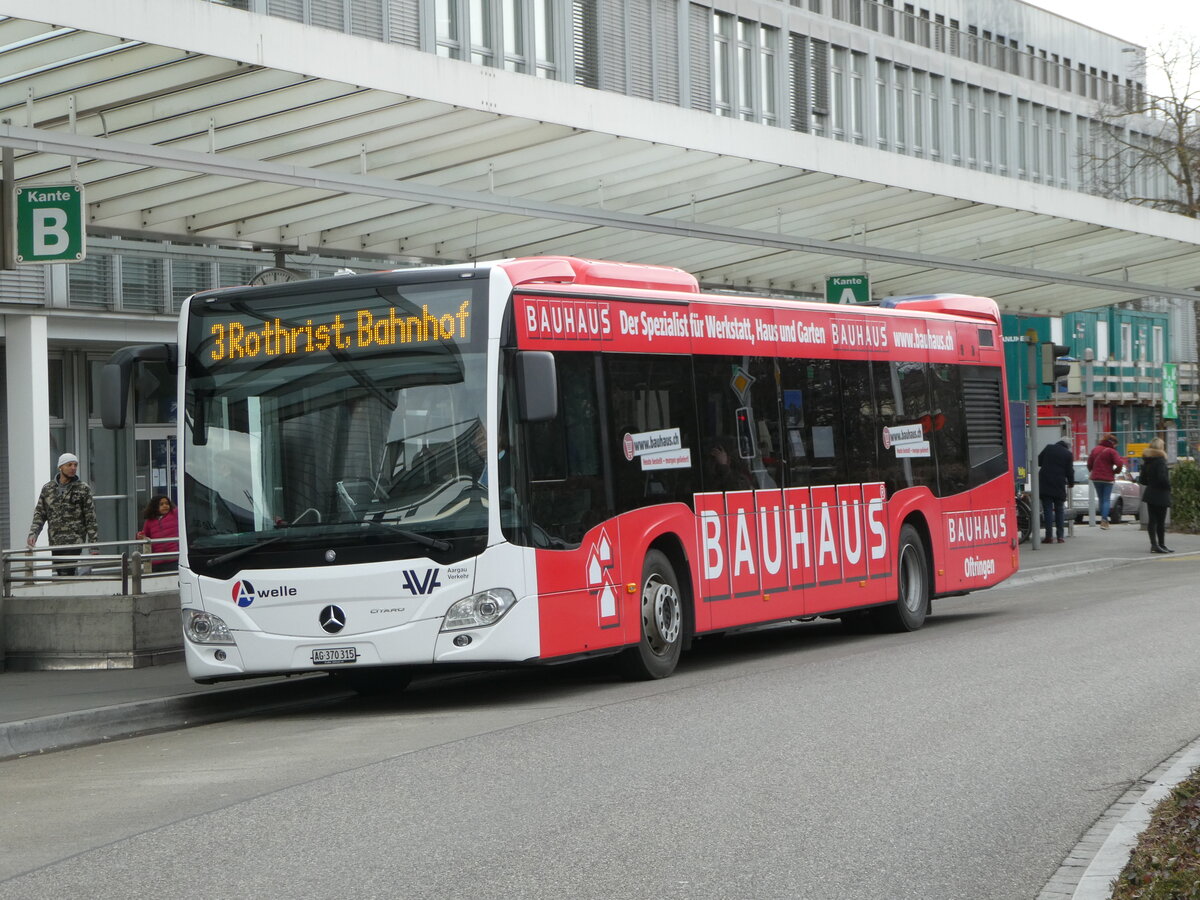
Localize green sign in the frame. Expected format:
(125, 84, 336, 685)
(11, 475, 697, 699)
(13, 183, 85, 264)
(825, 274, 870, 304)
(1163, 363, 1178, 419)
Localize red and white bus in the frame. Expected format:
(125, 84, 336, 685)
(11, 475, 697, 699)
(103, 256, 1017, 687)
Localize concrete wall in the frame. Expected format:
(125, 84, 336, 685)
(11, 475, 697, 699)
(2, 591, 182, 671)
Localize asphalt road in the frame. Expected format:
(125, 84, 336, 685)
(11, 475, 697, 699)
(2, 555, 1199, 900)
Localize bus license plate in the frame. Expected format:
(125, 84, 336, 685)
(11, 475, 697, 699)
(312, 647, 357, 665)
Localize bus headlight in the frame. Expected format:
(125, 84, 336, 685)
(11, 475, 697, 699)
(441, 589, 517, 631)
(183, 608, 235, 644)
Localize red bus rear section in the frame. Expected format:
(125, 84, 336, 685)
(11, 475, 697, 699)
(498, 257, 1016, 671)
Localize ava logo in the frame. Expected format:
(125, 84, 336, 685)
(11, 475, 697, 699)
(231, 580, 255, 607)
(401, 568, 442, 595)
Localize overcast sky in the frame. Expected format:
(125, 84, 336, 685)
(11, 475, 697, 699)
(1029, 0, 1195, 93)
(1029, 0, 1190, 47)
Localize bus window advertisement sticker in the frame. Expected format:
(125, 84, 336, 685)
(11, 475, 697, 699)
(640, 449, 692, 471)
(883, 424, 925, 449)
(207, 300, 473, 362)
(624, 428, 683, 458)
(894, 441, 931, 458)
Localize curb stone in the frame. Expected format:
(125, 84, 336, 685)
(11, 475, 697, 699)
(1069, 739, 1200, 899)
(0, 675, 351, 762)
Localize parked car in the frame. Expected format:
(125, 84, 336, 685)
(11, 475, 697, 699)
(1067, 462, 1142, 523)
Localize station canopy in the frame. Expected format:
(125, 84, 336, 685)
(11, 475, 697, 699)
(1, 1, 1198, 315)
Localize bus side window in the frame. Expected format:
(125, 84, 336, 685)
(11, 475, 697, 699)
(839, 360, 878, 488)
(606, 354, 698, 514)
(872, 360, 938, 494)
(930, 363, 969, 494)
(694, 356, 782, 492)
(777, 358, 843, 487)
(517, 352, 605, 548)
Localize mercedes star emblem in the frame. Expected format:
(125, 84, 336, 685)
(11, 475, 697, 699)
(319, 604, 346, 634)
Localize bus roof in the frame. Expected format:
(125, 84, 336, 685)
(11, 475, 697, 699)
(500, 256, 700, 293)
(498, 257, 999, 325)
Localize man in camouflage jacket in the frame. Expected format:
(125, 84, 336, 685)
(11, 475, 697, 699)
(27, 452, 99, 575)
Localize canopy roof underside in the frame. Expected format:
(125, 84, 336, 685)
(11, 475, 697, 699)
(1, 4, 1198, 315)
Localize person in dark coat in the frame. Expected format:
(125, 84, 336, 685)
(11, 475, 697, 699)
(1138, 438, 1172, 553)
(1037, 438, 1075, 543)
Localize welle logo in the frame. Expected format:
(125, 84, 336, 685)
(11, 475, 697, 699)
(231, 580, 256, 607)
(230, 580, 298, 607)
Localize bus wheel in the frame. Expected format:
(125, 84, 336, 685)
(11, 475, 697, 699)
(877, 524, 929, 633)
(334, 666, 413, 697)
(617, 550, 684, 680)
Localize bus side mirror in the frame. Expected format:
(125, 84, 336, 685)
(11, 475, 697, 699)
(100, 344, 176, 429)
(516, 351, 557, 423)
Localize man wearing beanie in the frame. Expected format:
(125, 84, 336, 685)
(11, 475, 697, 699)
(27, 451, 100, 575)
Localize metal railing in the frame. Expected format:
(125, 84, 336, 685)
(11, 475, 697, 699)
(1, 539, 178, 597)
(1057, 361, 1199, 406)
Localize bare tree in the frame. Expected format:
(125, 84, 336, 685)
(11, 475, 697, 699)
(1082, 39, 1200, 218)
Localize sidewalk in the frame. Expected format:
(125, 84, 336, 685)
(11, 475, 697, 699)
(0, 664, 351, 761)
(1003, 515, 1200, 589)
(1, 516, 1195, 762)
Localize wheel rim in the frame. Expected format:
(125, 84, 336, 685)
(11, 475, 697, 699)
(642, 574, 681, 656)
(897, 543, 925, 614)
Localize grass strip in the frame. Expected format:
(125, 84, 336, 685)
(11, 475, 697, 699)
(1111, 764, 1200, 899)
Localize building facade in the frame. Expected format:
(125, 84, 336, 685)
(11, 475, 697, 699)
(0, 0, 1192, 549)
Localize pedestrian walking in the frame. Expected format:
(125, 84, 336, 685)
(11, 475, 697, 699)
(1037, 438, 1074, 543)
(1138, 438, 1172, 553)
(1085, 433, 1125, 529)
(27, 452, 100, 575)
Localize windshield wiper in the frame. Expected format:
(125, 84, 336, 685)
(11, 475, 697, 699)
(208, 532, 290, 567)
(361, 521, 451, 552)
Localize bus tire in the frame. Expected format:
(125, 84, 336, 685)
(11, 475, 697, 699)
(616, 549, 684, 680)
(334, 665, 413, 697)
(877, 524, 929, 633)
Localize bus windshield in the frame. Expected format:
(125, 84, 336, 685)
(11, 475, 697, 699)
(182, 275, 489, 569)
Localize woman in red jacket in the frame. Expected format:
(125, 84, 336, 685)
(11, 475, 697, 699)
(137, 495, 179, 571)
(1086, 433, 1125, 529)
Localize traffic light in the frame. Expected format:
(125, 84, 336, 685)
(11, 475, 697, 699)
(734, 406, 755, 458)
(1040, 342, 1071, 385)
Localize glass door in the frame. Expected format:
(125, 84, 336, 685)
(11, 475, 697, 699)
(135, 426, 178, 513)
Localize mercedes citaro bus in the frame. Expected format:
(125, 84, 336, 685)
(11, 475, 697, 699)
(102, 256, 1017, 691)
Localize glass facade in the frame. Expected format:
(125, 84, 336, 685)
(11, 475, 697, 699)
(236, 0, 1172, 206)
